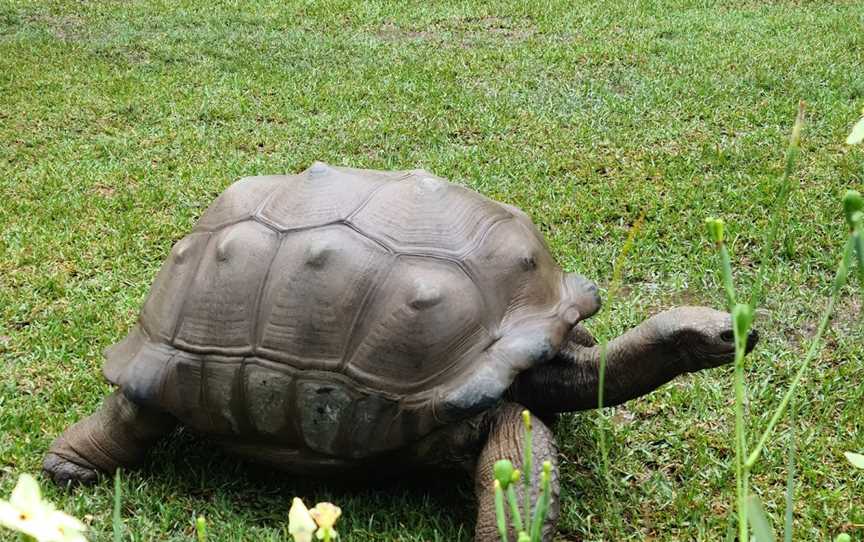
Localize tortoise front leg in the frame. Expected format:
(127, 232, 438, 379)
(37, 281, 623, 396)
(43, 390, 176, 487)
(474, 403, 560, 542)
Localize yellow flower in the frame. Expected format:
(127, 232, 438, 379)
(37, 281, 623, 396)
(0, 473, 87, 542)
(288, 498, 317, 542)
(309, 502, 341, 540)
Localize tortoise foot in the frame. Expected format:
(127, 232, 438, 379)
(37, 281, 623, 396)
(43, 449, 101, 488)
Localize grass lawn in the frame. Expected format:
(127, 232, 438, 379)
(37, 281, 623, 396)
(1, 0, 863, 539)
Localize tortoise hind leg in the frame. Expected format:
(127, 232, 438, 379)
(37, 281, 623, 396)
(473, 403, 560, 542)
(43, 390, 176, 487)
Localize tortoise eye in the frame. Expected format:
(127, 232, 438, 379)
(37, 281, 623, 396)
(720, 330, 734, 342)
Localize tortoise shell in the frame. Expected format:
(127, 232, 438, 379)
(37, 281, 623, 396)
(103, 163, 600, 458)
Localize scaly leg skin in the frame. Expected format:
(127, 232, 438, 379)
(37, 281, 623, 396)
(474, 403, 559, 542)
(43, 390, 176, 487)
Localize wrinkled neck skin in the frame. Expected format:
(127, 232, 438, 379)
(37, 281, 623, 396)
(507, 319, 685, 414)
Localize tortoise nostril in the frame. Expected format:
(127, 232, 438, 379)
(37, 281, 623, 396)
(720, 330, 734, 343)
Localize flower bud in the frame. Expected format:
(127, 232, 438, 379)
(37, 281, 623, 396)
(843, 190, 864, 229)
(705, 217, 724, 244)
(521, 409, 531, 431)
(196, 516, 207, 542)
(494, 460, 515, 489)
(732, 303, 753, 342)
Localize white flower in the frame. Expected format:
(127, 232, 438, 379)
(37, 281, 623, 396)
(0, 473, 87, 542)
(848, 111, 864, 145)
(845, 451, 864, 469)
(288, 498, 317, 542)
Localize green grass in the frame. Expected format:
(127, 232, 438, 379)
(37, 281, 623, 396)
(1, 0, 863, 539)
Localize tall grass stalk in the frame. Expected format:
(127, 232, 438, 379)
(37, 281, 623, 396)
(113, 469, 122, 542)
(521, 410, 533, 527)
(495, 480, 508, 542)
(783, 404, 796, 542)
(492, 411, 553, 542)
(708, 103, 862, 539)
(750, 101, 806, 309)
(745, 235, 854, 470)
(706, 103, 803, 540)
(733, 302, 753, 542)
(596, 213, 645, 486)
(707, 219, 750, 539)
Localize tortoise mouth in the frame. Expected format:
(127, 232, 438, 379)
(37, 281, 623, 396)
(745, 329, 759, 352)
(703, 328, 758, 359)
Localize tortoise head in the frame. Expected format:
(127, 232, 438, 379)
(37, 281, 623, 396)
(559, 273, 602, 325)
(650, 306, 759, 371)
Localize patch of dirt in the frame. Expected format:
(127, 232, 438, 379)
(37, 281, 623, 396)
(376, 16, 536, 47)
(255, 115, 289, 126)
(662, 288, 703, 308)
(25, 12, 84, 41)
(376, 22, 432, 42)
(453, 16, 536, 41)
(779, 296, 861, 354)
(611, 407, 636, 427)
(833, 297, 862, 334)
(91, 184, 116, 197)
(91, 44, 153, 66)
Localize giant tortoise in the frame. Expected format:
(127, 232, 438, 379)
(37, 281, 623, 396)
(44, 163, 757, 540)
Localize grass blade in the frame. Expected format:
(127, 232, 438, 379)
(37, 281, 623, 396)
(747, 494, 777, 542)
(596, 213, 645, 498)
(113, 469, 122, 542)
(529, 463, 552, 542)
(854, 230, 864, 290)
(783, 404, 796, 542)
(506, 485, 524, 533)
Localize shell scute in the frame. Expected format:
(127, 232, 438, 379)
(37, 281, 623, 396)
(350, 172, 511, 256)
(462, 218, 562, 329)
(160, 352, 207, 431)
(243, 362, 298, 439)
(257, 163, 396, 231)
(201, 359, 245, 435)
(173, 221, 279, 353)
(256, 226, 392, 370)
(194, 175, 286, 232)
(297, 380, 354, 455)
(345, 257, 491, 392)
(140, 233, 210, 342)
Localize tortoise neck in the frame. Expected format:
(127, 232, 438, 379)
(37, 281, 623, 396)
(506, 320, 683, 413)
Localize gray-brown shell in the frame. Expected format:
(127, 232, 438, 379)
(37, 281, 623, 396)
(104, 163, 600, 458)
